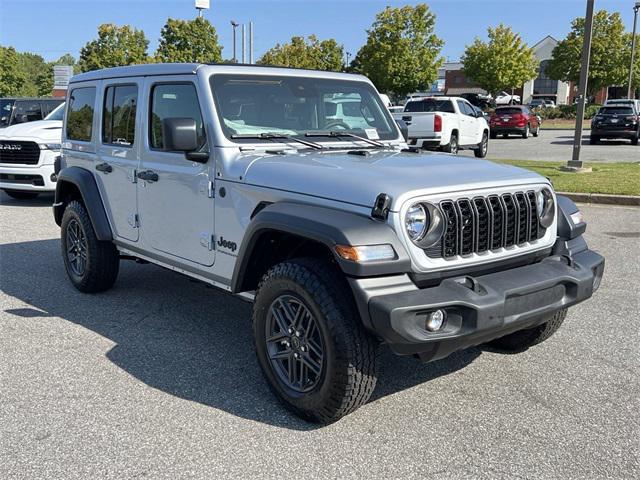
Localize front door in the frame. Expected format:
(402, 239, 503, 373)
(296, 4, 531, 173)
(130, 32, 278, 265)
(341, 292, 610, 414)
(137, 78, 215, 267)
(95, 81, 141, 242)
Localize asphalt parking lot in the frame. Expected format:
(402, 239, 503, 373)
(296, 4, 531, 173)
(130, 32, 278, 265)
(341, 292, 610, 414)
(460, 129, 640, 163)
(0, 192, 638, 479)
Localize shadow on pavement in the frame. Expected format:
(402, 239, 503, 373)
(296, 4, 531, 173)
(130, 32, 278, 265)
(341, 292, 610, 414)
(0, 191, 55, 208)
(0, 238, 481, 430)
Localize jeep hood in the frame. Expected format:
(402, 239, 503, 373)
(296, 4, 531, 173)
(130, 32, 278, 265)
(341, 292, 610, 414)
(0, 120, 62, 142)
(240, 150, 548, 210)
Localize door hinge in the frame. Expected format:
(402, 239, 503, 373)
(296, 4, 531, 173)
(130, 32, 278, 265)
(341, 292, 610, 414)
(128, 169, 138, 183)
(200, 233, 215, 251)
(128, 213, 139, 228)
(207, 180, 215, 198)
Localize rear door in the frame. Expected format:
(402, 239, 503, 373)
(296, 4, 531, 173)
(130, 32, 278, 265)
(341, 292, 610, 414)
(137, 77, 215, 267)
(455, 100, 474, 145)
(95, 80, 142, 242)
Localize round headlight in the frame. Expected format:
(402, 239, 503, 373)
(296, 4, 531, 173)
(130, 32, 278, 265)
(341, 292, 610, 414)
(536, 188, 555, 228)
(405, 202, 446, 248)
(405, 203, 428, 241)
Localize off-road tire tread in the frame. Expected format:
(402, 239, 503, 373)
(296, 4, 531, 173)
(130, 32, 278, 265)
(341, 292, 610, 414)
(253, 258, 378, 423)
(61, 200, 119, 293)
(489, 309, 567, 352)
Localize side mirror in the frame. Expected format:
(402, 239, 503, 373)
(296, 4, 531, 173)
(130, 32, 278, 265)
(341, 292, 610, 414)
(161, 118, 209, 163)
(395, 119, 409, 141)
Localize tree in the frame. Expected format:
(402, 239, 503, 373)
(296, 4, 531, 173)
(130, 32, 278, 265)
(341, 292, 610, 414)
(461, 24, 539, 96)
(155, 17, 223, 63)
(0, 46, 26, 96)
(16, 52, 50, 96)
(53, 53, 81, 74)
(546, 10, 628, 95)
(79, 24, 149, 72)
(258, 35, 344, 71)
(352, 4, 444, 97)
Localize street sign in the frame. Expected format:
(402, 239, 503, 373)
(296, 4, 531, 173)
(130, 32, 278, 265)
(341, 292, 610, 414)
(195, 0, 210, 9)
(53, 65, 74, 90)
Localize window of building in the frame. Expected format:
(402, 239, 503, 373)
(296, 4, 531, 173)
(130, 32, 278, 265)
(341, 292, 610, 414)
(103, 84, 138, 146)
(150, 83, 206, 150)
(533, 60, 558, 96)
(66, 87, 96, 142)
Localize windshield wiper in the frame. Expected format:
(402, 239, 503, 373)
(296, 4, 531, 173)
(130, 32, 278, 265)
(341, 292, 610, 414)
(231, 132, 323, 150)
(305, 131, 386, 148)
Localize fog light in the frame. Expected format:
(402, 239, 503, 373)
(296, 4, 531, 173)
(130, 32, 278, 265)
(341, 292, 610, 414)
(425, 309, 446, 332)
(50, 173, 57, 182)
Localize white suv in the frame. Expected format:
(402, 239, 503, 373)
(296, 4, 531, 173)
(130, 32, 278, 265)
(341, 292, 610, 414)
(0, 103, 64, 199)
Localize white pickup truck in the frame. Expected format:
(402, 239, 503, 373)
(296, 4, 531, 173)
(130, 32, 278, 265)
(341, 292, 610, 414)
(393, 97, 489, 157)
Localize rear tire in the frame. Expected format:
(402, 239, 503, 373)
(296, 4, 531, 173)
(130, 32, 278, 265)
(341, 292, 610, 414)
(488, 310, 567, 352)
(522, 124, 530, 139)
(2, 189, 39, 200)
(590, 135, 599, 145)
(61, 200, 119, 293)
(253, 258, 378, 424)
(532, 124, 540, 137)
(631, 133, 639, 146)
(442, 133, 459, 154)
(474, 131, 488, 158)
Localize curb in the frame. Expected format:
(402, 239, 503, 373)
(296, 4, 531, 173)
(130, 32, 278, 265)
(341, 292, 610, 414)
(558, 192, 640, 206)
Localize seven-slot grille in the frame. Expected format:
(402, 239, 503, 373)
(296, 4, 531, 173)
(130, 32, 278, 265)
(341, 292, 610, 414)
(431, 191, 545, 259)
(0, 141, 40, 165)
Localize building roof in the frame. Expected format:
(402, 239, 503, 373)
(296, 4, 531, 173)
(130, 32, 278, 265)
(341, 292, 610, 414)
(532, 35, 559, 50)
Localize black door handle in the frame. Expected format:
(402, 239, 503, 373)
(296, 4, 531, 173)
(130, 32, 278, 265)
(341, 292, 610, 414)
(137, 170, 159, 182)
(95, 162, 113, 173)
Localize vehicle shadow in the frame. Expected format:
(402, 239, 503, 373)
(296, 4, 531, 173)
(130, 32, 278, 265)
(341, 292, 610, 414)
(0, 191, 55, 207)
(548, 135, 631, 146)
(0, 238, 481, 430)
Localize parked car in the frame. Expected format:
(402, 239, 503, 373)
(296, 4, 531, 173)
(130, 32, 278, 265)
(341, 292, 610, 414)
(489, 106, 541, 138)
(459, 92, 496, 109)
(604, 98, 640, 114)
(53, 63, 603, 423)
(529, 99, 556, 109)
(590, 105, 639, 145)
(0, 97, 64, 129)
(393, 96, 489, 157)
(494, 91, 521, 105)
(0, 102, 64, 199)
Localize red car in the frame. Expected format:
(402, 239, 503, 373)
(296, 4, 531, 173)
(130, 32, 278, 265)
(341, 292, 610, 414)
(489, 106, 541, 139)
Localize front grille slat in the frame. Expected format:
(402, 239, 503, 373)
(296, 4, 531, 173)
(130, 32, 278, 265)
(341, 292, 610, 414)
(433, 190, 544, 259)
(0, 141, 41, 165)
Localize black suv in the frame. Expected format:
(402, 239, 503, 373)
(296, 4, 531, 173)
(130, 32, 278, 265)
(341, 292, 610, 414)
(0, 97, 64, 129)
(590, 106, 640, 145)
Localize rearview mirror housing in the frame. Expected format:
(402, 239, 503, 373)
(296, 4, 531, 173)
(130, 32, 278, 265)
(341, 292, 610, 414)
(395, 119, 409, 141)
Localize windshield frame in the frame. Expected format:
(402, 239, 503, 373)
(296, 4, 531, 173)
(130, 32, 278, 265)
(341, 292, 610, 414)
(208, 73, 402, 147)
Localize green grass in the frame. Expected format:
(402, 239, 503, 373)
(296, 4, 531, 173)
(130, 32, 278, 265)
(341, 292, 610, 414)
(541, 119, 591, 130)
(494, 160, 640, 196)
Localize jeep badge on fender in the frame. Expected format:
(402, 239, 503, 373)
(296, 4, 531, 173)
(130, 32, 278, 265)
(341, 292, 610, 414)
(52, 63, 605, 424)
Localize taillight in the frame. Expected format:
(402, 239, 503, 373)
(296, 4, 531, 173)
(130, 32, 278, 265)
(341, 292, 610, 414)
(434, 114, 442, 132)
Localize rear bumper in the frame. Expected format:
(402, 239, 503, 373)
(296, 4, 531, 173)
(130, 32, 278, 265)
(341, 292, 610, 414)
(591, 128, 638, 139)
(350, 248, 604, 362)
(490, 126, 527, 134)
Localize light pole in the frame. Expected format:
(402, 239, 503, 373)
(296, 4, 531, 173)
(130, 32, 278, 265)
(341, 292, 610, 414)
(345, 52, 352, 69)
(567, 0, 595, 171)
(628, 2, 640, 98)
(231, 21, 239, 63)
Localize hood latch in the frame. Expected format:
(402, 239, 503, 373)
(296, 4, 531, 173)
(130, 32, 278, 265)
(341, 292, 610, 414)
(371, 193, 391, 221)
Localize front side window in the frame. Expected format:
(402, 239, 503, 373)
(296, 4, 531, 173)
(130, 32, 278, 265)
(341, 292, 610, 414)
(150, 83, 206, 150)
(103, 84, 138, 146)
(66, 87, 96, 142)
(210, 74, 397, 142)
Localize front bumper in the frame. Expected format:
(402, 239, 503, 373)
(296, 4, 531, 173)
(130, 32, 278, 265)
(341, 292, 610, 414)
(0, 152, 58, 192)
(350, 249, 604, 362)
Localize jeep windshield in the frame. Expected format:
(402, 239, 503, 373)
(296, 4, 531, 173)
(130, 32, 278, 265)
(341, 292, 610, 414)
(210, 74, 397, 145)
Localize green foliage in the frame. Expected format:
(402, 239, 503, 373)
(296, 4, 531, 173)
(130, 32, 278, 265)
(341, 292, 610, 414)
(155, 17, 222, 63)
(532, 104, 601, 120)
(461, 24, 539, 96)
(352, 4, 444, 96)
(15, 52, 50, 96)
(0, 46, 26, 96)
(53, 53, 81, 74)
(79, 24, 149, 72)
(546, 10, 629, 94)
(258, 35, 344, 71)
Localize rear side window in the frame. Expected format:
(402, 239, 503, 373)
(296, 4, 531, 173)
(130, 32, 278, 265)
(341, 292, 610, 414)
(150, 83, 206, 150)
(103, 84, 138, 146)
(67, 87, 96, 142)
(404, 99, 455, 113)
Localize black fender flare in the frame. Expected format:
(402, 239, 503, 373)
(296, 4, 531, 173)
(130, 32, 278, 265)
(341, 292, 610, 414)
(53, 166, 113, 241)
(230, 202, 411, 293)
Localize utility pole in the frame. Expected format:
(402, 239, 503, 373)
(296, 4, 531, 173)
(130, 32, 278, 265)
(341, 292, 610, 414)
(628, 2, 640, 98)
(241, 24, 246, 64)
(231, 21, 239, 63)
(567, 0, 595, 171)
(345, 52, 352, 69)
(249, 22, 254, 64)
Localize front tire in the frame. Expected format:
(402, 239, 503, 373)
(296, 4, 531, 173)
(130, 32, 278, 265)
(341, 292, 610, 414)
(474, 131, 488, 158)
(442, 133, 459, 154)
(2, 189, 39, 200)
(488, 310, 567, 352)
(253, 258, 378, 424)
(61, 200, 119, 293)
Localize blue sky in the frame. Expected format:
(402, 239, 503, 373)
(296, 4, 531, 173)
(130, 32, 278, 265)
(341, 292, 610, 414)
(1, 0, 637, 63)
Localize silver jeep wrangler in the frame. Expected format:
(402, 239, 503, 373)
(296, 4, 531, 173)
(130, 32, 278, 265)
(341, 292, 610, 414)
(53, 64, 604, 423)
